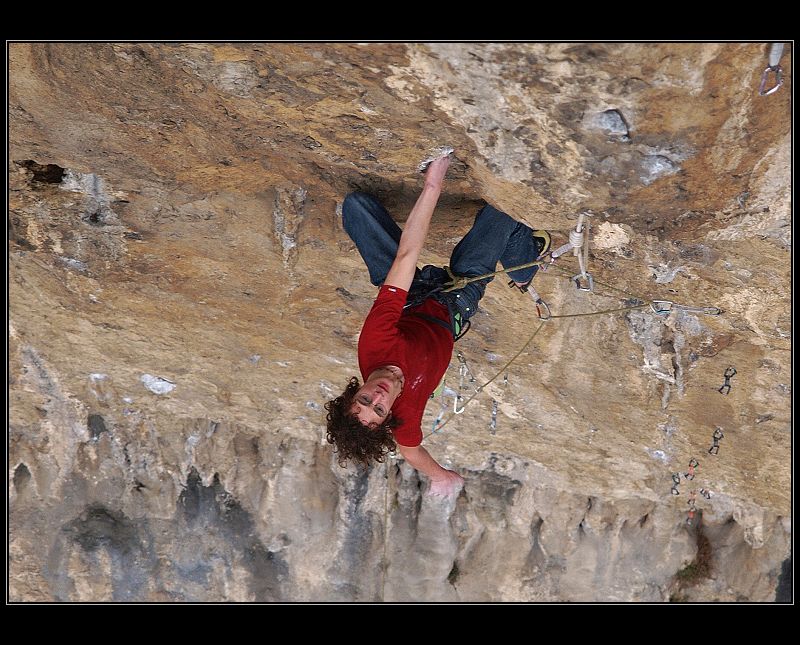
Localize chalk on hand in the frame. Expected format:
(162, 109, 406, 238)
(418, 146, 454, 173)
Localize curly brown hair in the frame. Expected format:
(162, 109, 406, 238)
(325, 377, 399, 467)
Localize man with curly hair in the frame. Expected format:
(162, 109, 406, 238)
(326, 154, 550, 497)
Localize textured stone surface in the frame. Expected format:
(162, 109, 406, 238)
(9, 42, 791, 602)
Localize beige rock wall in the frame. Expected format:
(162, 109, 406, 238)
(9, 42, 791, 602)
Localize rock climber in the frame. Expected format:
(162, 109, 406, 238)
(324, 153, 551, 497)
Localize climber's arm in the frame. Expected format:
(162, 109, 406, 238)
(384, 155, 450, 292)
(397, 443, 464, 497)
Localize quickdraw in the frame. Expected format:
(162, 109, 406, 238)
(430, 380, 449, 433)
(759, 43, 785, 96)
(548, 212, 594, 292)
(671, 472, 682, 496)
(687, 489, 698, 525)
(685, 458, 699, 481)
(708, 427, 724, 455)
(718, 367, 736, 395)
(488, 373, 509, 435)
(453, 351, 476, 414)
(650, 301, 722, 316)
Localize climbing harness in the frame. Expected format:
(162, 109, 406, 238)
(452, 311, 470, 341)
(718, 367, 737, 395)
(409, 310, 469, 342)
(758, 43, 785, 96)
(685, 458, 699, 481)
(708, 427, 724, 455)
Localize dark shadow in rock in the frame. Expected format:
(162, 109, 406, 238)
(87, 414, 108, 441)
(16, 160, 66, 184)
(524, 515, 547, 574)
(775, 556, 791, 603)
(325, 466, 382, 601)
(13, 462, 32, 494)
(177, 467, 288, 601)
(462, 454, 522, 528)
(338, 169, 483, 225)
(49, 504, 154, 601)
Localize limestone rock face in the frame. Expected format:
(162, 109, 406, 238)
(9, 43, 791, 602)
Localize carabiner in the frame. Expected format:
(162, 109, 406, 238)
(572, 272, 594, 292)
(759, 65, 783, 96)
(651, 300, 673, 315)
(535, 298, 552, 321)
(759, 43, 785, 96)
(454, 395, 466, 414)
(527, 288, 551, 320)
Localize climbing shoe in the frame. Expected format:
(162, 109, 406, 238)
(532, 229, 552, 259)
(508, 229, 552, 293)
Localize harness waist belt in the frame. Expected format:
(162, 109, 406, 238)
(408, 312, 453, 334)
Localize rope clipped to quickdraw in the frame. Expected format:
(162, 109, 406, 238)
(519, 212, 592, 316)
(759, 43, 785, 96)
(549, 211, 593, 292)
(446, 211, 595, 320)
(426, 249, 723, 436)
(649, 300, 722, 316)
(542, 263, 724, 318)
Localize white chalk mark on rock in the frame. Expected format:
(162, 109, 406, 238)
(140, 374, 176, 394)
(647, 448, 669, 464)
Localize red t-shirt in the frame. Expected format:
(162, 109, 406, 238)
(358, 284, 454, 447)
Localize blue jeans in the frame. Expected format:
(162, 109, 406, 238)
(342, 192, 541, 324)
